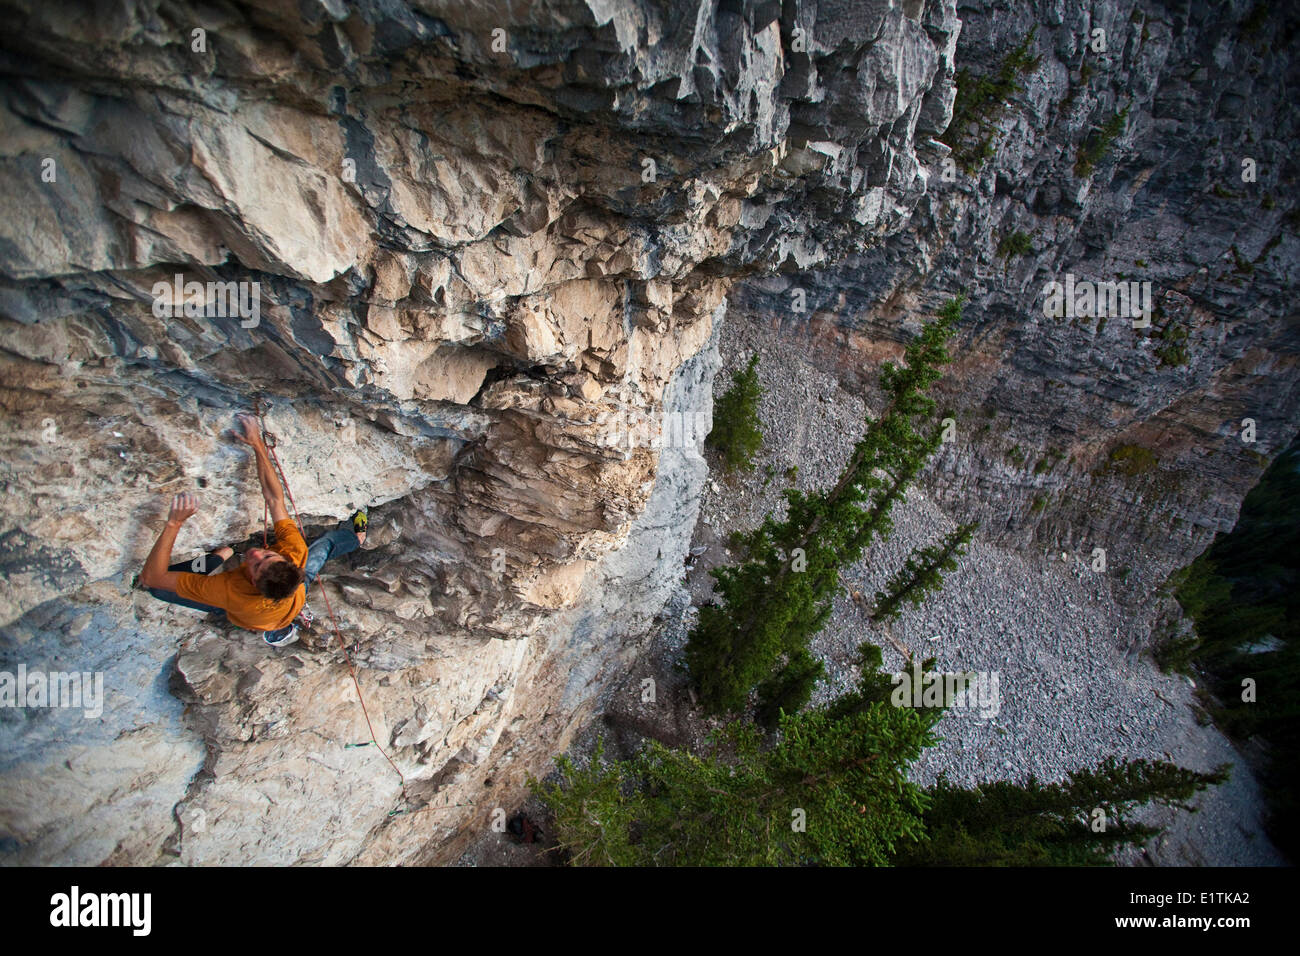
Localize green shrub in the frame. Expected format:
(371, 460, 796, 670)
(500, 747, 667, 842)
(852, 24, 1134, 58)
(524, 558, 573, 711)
(755, 648, 824, 729)
(997, 230, 1034, 260)
(532, 702, 935, 866)
(871, 523, 977, 622)
(1034, 448, 1064, 475)
(1075, 106, 1130, 177)
(1101, 443, 1158, 477)
(1156, 319, 1190, 367)
(944, 30, 1041, 171)
(536, 653, 1229, 867)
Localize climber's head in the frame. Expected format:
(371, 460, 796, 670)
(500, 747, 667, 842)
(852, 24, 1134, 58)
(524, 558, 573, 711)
(245, 548, 304, 600)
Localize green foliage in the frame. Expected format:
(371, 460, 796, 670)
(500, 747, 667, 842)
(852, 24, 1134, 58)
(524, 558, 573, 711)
(1031, 495, 1048, 513)
(685, 299, 963, 714)
(1033, 449, 1065, 475)
(755, 648, 824, 730)
(531, 700, 936, 866)
(997, 230, 1034, 260)
(1074, 105, 1130, 177)
(892, 758, 1229, 866)
(1161, 441, 1300, 858)
(707, 354, 764, 472)
(529, 737, 641, 866)
(823, 642, 913, 720)
(944, 30, 1041, 172)
(1156, 317, 1190, 367)
(871, 522, 978, 622)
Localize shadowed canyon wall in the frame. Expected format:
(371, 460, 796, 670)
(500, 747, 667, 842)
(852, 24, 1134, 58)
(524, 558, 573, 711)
(730, 0, 1300, 602)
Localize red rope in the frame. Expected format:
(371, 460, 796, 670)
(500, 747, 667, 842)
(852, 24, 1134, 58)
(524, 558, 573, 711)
(254, 403, 407, 791)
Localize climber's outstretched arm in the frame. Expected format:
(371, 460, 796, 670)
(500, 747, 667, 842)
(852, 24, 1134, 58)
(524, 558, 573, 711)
(234, 412, 290, 523)
(140, 492, 196, 592)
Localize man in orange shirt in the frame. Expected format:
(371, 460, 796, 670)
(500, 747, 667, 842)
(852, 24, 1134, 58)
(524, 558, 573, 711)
(139, 413, 367, 647)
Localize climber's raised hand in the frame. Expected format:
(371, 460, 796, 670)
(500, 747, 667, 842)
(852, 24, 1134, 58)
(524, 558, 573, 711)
(166, 492, 198, 526)
(232, 412, 264, 449)
(231, 412, 289, 522)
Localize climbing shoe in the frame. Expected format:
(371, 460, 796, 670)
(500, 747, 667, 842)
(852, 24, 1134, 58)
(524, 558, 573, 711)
(351, 509, 368, 537)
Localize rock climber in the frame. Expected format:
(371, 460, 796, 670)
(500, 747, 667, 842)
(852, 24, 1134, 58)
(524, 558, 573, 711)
(138, 412, 367, 647)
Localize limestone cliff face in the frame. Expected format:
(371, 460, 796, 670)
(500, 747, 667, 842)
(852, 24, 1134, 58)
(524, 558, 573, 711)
(729, 0, 1300, 600)
(0, 1, 954, 863)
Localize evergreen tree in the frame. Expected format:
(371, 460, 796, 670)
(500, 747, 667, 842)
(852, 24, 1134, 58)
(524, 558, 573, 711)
(825, 642, 961, 727)
(531, 700, 937, 866)
(872, 521, 978, 622)
(686, 298, 964, 714)
(892, 758, 1229, 866)
(755, 648, 825, 729)
(706, 353, 764, 472)
(534, 638, 1226, 867)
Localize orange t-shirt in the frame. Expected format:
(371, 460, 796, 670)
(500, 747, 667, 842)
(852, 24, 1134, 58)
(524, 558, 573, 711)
(175, 519, 308, 631)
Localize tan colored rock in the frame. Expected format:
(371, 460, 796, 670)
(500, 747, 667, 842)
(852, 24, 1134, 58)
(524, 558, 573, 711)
(413, 345, 499, 404)
(372, 251, 413, 302)
(523, 559, 591, 609)
(365, 304, 407, 341)
(189, 104, 367, 283)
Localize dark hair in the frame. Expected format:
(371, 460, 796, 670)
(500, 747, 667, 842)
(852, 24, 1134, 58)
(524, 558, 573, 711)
(257, 558, 304, 601)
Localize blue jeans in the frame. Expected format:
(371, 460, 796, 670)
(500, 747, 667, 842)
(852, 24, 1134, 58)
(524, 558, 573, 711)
(148, 524, 361, 626)
(301, 524, 360, 588)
